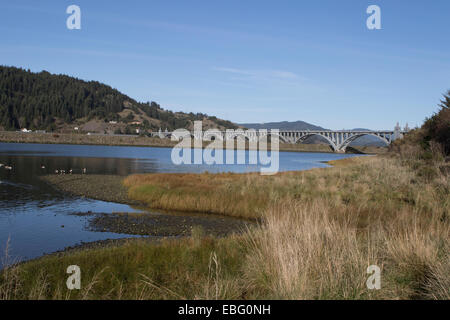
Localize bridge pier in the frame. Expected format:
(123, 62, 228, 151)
(159, 127, 405, 153)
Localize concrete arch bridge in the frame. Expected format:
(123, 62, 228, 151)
(154, 128, 406, 153)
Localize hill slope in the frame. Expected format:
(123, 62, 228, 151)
(240, 120, 326, 131)
(0, 66, 238, 133)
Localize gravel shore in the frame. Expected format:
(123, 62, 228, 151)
(73, 211, 253, 237)
(40, 174, 136, 205)
(40, 173, 253, 238)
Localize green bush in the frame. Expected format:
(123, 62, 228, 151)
(423, 91, 450, 155)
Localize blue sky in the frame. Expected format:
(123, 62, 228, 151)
(0, 1, 449, 130)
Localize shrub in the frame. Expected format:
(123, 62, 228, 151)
(423, 90, 450, 155)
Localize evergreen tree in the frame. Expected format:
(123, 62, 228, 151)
(0, 65, 239, 131)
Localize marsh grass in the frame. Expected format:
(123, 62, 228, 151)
(123, 156, 448, 221)
(0, 236, 248, 300)
(0, 238, 22, 300)
(2, 155, 449, 299)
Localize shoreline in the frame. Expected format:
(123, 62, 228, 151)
(40, 174, 136, 205)
(0, 131, 387, 154)
(15, 156, 365, 269)
(39, 155, 368, 216)
(4, 154, 446, 300)
(73, 210, 253, 237)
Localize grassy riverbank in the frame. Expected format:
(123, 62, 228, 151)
(40, 175, 251, 237)
(2, 153, 448, 299)
(122, 156, 380, 219)
(0, 131, 178, 148)
(0, 131, 386, 153)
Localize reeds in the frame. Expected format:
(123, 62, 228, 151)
(2, 155, 448, 299)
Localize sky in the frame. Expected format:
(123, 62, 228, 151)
(0, 0, 449, 130)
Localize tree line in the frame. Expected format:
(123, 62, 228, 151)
(0, 66, 238, 132)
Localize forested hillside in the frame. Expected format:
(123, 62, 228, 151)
(0, 66, 238, 132)
(240, 120, 326, 131)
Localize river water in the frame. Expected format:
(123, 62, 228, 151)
(0, 142, 361, 264)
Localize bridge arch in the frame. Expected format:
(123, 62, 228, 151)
(203, 130, 224, 141)
(227, 132, 251, 141)
(294, 133, 338, 151)
(258, 132, 289, 144)
(339, 133, 390, 151)
(160, 128, 400, 152)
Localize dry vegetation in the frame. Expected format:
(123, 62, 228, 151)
(1, 95, 448, 299)
(2, 152, 448, 300)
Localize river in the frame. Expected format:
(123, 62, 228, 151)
(0, 142, 362, 264)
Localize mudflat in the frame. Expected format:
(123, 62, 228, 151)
(40, 174, 134, 204)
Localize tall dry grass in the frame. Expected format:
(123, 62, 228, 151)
(123, 172, 267, 218)
(122, 155, 448, 299)
(245, 201, 376, 299)
(2, 155, 448, 299)
(124, 155, 448, 220)
(0, 239, 22, 300)
(244, 201, 448, 299)
(242, 156, 449, 299)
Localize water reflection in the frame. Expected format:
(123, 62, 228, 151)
(0, 143, 362, 265)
